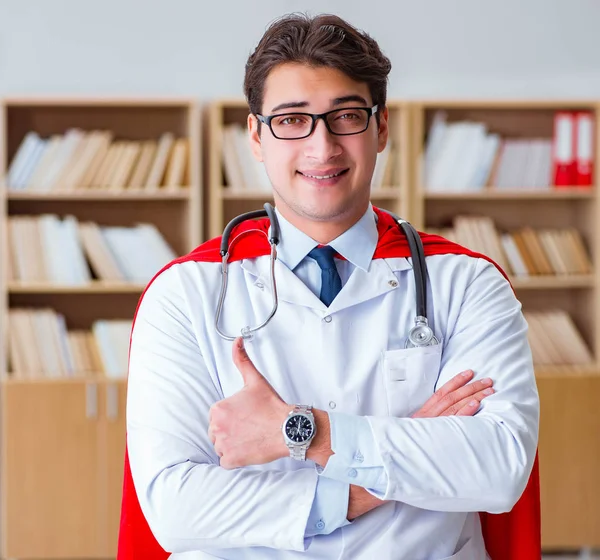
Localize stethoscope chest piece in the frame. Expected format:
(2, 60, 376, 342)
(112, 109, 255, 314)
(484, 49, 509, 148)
(405, 316, 439, 348)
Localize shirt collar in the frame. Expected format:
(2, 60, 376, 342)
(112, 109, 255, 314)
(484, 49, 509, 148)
(272, 203, 378, 272)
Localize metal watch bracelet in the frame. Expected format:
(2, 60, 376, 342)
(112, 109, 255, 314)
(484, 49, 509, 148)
(288, 405, 313, 460)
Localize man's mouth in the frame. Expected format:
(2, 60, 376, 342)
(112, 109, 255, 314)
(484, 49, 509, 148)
(297, 169, 349, 180)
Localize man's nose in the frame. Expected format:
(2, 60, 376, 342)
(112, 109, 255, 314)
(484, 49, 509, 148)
(304, 118, 342, 160)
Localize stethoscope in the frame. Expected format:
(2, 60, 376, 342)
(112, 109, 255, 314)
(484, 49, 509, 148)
(215, 203, 439, 349)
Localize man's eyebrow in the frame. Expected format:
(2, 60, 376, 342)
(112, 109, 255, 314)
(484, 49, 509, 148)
(270, 101, 309, 113)
(269, 95, 369, 114)
(332, 95, 368, 106)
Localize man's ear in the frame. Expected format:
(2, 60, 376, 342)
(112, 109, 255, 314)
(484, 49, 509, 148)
(248, 114, 263, 162)
(377, 105, 390, 154)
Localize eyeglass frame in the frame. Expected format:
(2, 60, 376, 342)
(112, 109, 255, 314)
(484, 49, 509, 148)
(255, 104, 379, 140)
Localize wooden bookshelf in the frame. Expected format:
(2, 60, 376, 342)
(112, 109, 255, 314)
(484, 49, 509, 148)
(0, 94, 599, 557)
(411, 99, 600, 550)
(207, 98, 410, 239)
(0, 97, 201, 558)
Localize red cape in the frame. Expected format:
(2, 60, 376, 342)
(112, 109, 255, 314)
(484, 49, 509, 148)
(117, 207, 541, 559)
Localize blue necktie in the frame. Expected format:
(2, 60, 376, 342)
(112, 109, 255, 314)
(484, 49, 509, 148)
(308, 246, 342, 306)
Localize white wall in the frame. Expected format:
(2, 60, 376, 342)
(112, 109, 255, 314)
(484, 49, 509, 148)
(1, 0, 600, 99)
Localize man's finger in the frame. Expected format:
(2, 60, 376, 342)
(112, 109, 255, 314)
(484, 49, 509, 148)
(425, 377, 493, 418)
(414, 370, 473, 417)
(453, 399, 481, 416)
(232, 336, 264, 385)
(442, 388, 496, 416)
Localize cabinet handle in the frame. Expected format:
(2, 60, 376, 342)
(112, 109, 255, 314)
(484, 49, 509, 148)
(107, 383, 119, 421)
(86, 383, 98, 419)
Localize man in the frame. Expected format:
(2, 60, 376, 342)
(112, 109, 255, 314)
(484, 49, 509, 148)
(120, 13, 540, 559)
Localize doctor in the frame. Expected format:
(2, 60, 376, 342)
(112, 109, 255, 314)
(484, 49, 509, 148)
(121, 12, 540, 560)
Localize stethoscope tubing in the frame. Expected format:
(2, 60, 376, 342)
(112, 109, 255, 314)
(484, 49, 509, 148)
(215, 203, 437, 347)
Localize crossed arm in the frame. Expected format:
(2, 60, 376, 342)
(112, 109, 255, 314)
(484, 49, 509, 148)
(127, 260, 539, 553)
(212, 338, 497, 521)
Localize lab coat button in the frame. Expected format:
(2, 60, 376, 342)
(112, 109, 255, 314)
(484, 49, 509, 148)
(324, 315, 332, 323)
(255, 282, 264, 290)
(388, 280, 398, 288)
(348, 468, 358, 478)
(329, 401, 336, 409)
(316, 520, 325, 530)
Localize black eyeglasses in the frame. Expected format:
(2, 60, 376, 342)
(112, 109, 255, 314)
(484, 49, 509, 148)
(256, 105, 379, 140)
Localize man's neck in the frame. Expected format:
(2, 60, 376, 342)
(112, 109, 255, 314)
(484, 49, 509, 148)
(274, 201, 370, 245)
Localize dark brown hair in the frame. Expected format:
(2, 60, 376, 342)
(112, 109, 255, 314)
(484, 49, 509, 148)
(244, 13, 392, 120)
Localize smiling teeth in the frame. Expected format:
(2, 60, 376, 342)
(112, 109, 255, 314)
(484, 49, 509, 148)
(303, 171, 343, 179)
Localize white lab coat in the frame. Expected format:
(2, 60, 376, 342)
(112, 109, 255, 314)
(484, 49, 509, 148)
(127, 224, 539, 559)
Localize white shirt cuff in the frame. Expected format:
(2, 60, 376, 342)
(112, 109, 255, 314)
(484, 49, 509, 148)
(316, 412, 388, 495)
(305, 475, 351, 536)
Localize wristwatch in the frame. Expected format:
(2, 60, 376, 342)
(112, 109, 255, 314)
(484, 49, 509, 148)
(282, 405, 317, 461)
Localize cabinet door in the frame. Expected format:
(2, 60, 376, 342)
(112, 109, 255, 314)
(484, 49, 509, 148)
(538, 375, 600, 548)
(102, 380, 128, 556)
(1, 380, 103, 559)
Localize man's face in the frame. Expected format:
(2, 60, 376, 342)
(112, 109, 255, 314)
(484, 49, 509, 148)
(248, 63, 388, 229)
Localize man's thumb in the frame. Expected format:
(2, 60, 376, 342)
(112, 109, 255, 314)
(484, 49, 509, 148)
(233, 337, 263, 385)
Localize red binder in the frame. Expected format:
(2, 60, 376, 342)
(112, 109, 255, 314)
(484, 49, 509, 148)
(552, 111, 576, 187)
(574, 111, 594, 187)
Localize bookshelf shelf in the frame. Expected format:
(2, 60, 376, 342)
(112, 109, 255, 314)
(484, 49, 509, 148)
(5, 189, 191, 201)
(1, 374, 122, 384)
(511, 274, 596, 289)
(535, 364, 600, 377)
(7, 282, 147, 294)
(423, 188, 596, 200)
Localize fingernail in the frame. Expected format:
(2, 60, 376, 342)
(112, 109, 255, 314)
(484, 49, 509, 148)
(469, 400, 478, 407)
(483, 388, 494, 396)
(481, 377, 492, 384)
(461, 370, 472, 377)
(237, 337, 244, 349)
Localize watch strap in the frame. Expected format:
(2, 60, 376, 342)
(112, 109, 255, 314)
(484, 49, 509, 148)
(289, 445, 308, 461)
(293, 404, 312, 415)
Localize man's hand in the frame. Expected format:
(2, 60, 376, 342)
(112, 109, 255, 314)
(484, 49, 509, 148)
(209, 337, 291, 469)
(411, 369, 494, 419)
(346, 370, 494, 521)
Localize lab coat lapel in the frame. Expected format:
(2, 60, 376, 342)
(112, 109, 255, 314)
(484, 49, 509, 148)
(326, 257, 412, 314)
(240, 256, 324, 310)
(241, 255, 413, 313)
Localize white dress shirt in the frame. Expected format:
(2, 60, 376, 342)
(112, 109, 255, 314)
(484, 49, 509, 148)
(127, 204, 539, 559)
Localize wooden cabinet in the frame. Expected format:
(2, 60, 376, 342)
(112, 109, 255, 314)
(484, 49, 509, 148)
(2, 381, 98, 558)
(0, 379, 127, 558)
(537, 374, 600, 549)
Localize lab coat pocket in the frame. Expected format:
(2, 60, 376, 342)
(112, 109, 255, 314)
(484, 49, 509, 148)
(382, 342, 443, 418)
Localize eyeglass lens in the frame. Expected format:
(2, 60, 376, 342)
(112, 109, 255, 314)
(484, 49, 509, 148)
(271, 108, 370, 139)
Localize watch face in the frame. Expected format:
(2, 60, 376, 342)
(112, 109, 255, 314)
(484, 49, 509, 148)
(285, 414, 314, 443)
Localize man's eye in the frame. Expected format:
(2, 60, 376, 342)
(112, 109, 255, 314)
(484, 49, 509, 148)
(276, 115, 309, 126)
